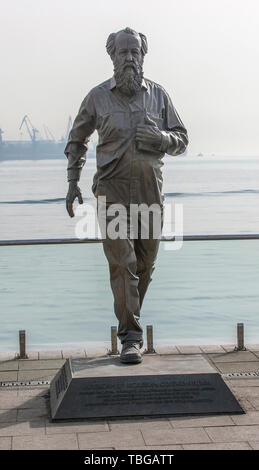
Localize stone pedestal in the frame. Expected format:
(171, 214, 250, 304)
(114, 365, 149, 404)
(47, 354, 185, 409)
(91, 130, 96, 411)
(50, 354, 244, 420)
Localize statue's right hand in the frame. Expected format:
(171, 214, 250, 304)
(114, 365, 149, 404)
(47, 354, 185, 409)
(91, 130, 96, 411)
(66, 181, 83, 218)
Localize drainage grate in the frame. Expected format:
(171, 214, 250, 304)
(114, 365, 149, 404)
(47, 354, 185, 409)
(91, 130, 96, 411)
(222, 371, 259, 378)
(1, 372, 259, 386)
(0, 380, 50, 387)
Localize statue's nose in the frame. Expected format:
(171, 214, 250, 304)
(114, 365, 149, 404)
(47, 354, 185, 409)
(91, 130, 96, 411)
(125, 51, 133, 61)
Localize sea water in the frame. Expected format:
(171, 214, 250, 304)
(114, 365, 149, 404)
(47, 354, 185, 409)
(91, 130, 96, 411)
(0, 156, 259, 350)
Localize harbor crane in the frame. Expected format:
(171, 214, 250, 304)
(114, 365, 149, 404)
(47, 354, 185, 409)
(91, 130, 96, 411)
(60, 116, 73, 142)
(43, 125, 55, 141)
(19, 115, 39, 142)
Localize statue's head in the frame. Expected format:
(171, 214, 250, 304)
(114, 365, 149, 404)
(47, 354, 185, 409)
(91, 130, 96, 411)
(106, 27, 148, 96)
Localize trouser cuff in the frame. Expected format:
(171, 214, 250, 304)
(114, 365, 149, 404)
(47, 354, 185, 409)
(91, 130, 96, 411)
(119, 330, 144, 348)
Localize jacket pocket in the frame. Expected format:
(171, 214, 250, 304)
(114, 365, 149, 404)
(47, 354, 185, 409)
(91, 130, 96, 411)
(145, 111, 164, 130)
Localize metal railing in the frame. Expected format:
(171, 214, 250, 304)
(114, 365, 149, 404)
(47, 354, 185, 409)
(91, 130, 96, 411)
(1, 233, 259, 246)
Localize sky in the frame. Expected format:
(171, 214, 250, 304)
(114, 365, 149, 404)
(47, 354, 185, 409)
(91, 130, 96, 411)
(0, 0, 259, 155)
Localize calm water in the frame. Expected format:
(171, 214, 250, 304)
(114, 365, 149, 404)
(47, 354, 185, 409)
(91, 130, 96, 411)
(1, 156, 259, 349)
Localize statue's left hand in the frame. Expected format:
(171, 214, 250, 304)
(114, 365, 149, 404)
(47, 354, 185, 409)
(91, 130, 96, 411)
(136, 115, 162, 147)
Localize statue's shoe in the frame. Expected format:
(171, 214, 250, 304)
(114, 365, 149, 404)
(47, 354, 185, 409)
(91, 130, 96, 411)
(120, 341, 142, 364)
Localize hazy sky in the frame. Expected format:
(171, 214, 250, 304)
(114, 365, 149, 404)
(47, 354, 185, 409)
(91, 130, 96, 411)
(1, 0, 259, 155)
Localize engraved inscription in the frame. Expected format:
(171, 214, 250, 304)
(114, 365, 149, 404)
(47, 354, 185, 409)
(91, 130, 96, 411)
(79, 378, 216, 407)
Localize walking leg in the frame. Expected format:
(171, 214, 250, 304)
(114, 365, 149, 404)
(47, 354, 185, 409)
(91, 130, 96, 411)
(99, 203, 143, 346)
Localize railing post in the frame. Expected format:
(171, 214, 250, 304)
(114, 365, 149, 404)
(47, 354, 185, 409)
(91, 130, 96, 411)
(145, 325, 156, 354)
(17, 330, 28, 359)
(108, 326, 119, 355)
(235, 323, 246, 351)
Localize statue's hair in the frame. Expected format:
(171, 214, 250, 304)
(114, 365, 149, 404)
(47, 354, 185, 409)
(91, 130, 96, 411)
(106, 27, 148, 58)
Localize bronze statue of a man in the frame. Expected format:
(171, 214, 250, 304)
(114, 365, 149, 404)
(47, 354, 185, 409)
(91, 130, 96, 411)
(65, 27, 188, 364)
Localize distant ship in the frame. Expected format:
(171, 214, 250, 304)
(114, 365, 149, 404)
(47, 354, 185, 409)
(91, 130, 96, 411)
(0, 115, 96, 161)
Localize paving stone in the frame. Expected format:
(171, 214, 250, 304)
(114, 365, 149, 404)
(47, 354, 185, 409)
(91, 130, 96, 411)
(220, 345, 236, 352)
(224, 378, 259, 387)
(18, 369, 59, 382)
(17, 408, 48, 421)
(203, 362, 219, 373)
(169, 415, 234, 428)
(0, 390, 18, 401)
(0, 361, 19, 371)
(62, 349, 86, 359)
(229, 386, 259, 399)
(38, 350, 63, 360)
(208, 351, 258, 363)
(247, 345, 259, 352)
(183, 442, 252, 450)
(199, 345, 225, 353)
(0, 409, 17, 423)
(115, 445, 183, 450)
(13, 433, 79, 450)
(26, 351, 39, 360)
(238, 398, 256, 412)
(18, 398, 47, 412)
(17, 387, 49, 398)
(142, 427, 211, 446)
(231, 411, 259, 425)
(206, 425, 259, 442)
(78, 429, 145, 449)
(213, 362, 259, 374)
(0, 388, 18, 393)
(0, 371, 18, 381)
(0, 392, 46, 410)
(18, 359, 65, 370)
(176, 346, 202, 354)
(108, 418, 172, 432)
(46, 420, 108, 434)
(86, 348, 109, 358)
(83, 447, 115, 450)
(249, 441, 259, 450)
(0, 352, 16, 361)
(246, 398, 259, 410)
(0, 420, 45, 437)
(0, 437, 12, 450)
(154, 346, 179, 355)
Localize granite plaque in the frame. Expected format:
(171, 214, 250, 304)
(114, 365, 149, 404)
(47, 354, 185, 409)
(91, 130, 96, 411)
(50, 356, 244, 420)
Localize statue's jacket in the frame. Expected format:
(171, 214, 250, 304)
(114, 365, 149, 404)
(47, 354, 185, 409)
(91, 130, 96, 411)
(65, 77, 188, 206)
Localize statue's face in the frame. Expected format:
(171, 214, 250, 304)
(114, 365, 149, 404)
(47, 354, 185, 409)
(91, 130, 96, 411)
(112, 32, 144, 96)
(113, 32, 143, 70)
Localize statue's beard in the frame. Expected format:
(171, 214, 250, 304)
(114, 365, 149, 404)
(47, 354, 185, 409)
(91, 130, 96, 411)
(113, 61, 143, 96)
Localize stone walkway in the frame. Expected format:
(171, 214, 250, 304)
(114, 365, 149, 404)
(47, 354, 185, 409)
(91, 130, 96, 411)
(0, 344, 259, 450)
